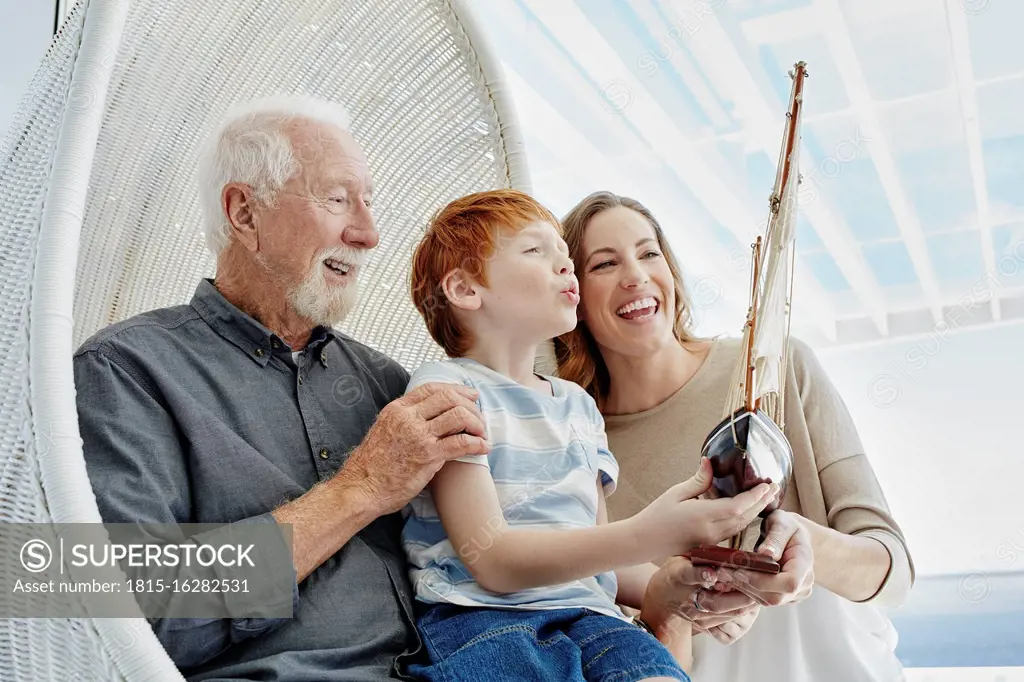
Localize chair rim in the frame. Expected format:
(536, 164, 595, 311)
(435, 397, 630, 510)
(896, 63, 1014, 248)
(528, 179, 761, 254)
(27, 0, 530, 679)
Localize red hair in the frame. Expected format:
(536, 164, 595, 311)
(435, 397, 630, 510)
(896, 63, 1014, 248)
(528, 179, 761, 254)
(411, 189, 560, 357)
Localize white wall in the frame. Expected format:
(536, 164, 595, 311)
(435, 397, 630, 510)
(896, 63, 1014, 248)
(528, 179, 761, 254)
(818, 321, 1024, 578)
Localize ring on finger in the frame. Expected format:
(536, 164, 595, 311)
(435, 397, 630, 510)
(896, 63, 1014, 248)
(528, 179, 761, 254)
(693, 589, 708, 613)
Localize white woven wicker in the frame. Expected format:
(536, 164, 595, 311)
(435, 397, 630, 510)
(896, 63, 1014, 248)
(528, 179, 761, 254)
(0, 0, 530, 679)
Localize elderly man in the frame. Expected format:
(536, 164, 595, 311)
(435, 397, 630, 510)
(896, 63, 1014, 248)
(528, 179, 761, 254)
(73, 96, 801, 680)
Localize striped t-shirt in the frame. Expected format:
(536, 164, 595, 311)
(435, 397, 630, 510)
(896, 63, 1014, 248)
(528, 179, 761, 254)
(401, 357, 625, 620)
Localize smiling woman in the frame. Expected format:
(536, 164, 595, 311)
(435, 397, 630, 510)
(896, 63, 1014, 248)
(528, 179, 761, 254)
(554, 190, 914, 682)
(554, 193, 703, 409)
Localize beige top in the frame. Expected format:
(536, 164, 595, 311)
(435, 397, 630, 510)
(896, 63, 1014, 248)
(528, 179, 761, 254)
(603, 337, 914, 607)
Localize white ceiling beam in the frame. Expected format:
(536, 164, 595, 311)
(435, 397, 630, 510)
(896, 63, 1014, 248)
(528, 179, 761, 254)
(818, 313, 1024, 353)
(813, 0, 945, 324)
(740, 0, 934, 46)
(739, 6, 820, 46)
(802, 87, 958, 126)
(658, 0, 889, 335)
(976, 72, 1024, 88)
(697, 84, 958, 143)
(629, 0, 732, 132)
(518, 0, 838, 340)
(502, 68, 750, 323)
(945, 0, 1001, 321)
(483, 4, 744, 300)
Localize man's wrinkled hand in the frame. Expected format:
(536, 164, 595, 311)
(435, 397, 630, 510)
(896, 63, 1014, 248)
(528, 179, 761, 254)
(336, 383, 490, 515)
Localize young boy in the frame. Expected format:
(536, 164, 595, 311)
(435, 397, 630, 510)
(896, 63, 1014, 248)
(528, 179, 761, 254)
(401, 190, 774, 682)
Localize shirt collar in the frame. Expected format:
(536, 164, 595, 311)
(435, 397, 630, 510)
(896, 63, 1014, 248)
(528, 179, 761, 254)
(190, 279, 337, 365)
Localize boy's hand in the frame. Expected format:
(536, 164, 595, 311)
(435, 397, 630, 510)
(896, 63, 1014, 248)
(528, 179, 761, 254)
(629, 458, 777, 559)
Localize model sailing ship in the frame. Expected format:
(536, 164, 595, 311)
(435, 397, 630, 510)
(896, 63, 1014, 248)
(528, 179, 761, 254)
(689, 62, 808, 574)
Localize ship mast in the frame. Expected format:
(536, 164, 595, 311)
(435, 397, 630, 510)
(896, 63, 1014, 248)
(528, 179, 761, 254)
(740, 61, 807, 422)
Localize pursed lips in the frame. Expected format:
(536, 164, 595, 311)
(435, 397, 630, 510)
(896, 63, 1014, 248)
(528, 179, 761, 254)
(560, 280, 580, 304)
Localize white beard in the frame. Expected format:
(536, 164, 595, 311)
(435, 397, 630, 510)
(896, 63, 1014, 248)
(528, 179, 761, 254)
(256, 249, 363, 327)
(289, 260, 360, 327)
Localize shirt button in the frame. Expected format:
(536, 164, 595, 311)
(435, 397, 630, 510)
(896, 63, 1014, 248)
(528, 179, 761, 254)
(298, 375, 304, 385)
(319, 448, 329, 459)
(319, 349, 328, 365)
(271, 339, 281, 349)
(253, 348, 264, 358)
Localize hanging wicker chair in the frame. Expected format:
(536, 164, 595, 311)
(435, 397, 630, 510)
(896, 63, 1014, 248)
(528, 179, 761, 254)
(0, 0, 531, 678)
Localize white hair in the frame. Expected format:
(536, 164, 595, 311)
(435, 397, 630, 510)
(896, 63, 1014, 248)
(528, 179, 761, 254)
(197, 94, 353, 257)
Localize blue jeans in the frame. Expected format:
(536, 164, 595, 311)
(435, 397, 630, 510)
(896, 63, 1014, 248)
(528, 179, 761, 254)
(406, 604, 690, 682)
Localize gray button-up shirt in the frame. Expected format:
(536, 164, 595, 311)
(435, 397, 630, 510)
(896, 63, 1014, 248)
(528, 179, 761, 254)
(74, 279, 422, 680)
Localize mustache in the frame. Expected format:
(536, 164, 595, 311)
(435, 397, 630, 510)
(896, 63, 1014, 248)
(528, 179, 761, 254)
(317, 246, 369, 267)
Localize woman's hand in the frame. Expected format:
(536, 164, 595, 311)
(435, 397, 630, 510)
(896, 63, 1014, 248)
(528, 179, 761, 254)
(715, 509, 815, 607)
(639, 555, 761, 641)
(705, 603, 760, 644)
(629, 459, 778, 560)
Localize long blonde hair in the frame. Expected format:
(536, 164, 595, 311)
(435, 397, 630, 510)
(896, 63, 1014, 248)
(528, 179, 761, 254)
(554, 191, 701, 409)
